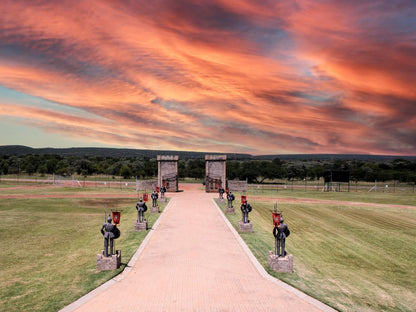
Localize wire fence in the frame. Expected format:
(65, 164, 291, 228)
(247, 181, 416, 193)
(1, 174, 415, 193)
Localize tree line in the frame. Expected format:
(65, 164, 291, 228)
(1, 154, 415, 184)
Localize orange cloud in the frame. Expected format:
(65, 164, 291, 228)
(0, 0, 414, 155)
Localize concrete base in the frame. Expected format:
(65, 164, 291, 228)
(218, 198, 225, 203)
(159, 197, 167, 202)
(268, 251, 293, 273)
(150, 205, 159, 213)
(225, 206, 235, 214)
(97, 250, 121, 271)
(238, 220, 253, 233)
(134, 220, 148, 231)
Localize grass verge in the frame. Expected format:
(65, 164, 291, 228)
(216, 196, 416, 312)
(0, 187, 168, 312)
(245, 188, 416, 206)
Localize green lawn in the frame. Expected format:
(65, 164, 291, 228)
(246, 187, 416, 206)
(217, 193, 416, 312)
(0, 186, 167, 312)
(1, 182, 415, 312)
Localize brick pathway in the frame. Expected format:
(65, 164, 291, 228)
(62, 184, 335, 312)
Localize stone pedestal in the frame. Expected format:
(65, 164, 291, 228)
(134, 220, 148, 231)
(97, 250, 121, 271)
(159, 197, 167, 202)
(150, 205, 159, 213)
(268, 251, 293, 273)
(225, 206, 235, 214)
(218, 198, 225, 203)
(238, 220, 253, 233)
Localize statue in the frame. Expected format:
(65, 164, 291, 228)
(100, 216, 120, 257)
(136, 198, 147, 222)
(160, 185, 166, 199)
(218, 186, 225, 199)
(151, 190, 159, 207)
(273, 217, 290, 257)
(227, 191, 235, 208)
(240, 201, 252, 223)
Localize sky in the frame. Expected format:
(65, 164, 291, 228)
(0, 0, 415, 156)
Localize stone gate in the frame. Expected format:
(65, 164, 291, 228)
(205, 155, 226, 193)
(157, 155, 179, 192)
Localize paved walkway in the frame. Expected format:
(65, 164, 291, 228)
(62, 184, 335, 312)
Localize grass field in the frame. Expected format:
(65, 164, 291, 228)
(0, 185, 167, 312)
(217, 192, 416, 312)
(246, 188, 416, 206)
(1, 181, 415, 312)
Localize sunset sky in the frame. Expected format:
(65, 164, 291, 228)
(0, 0, 415, 155)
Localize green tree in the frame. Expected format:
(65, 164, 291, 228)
(0, 159, 8, 175)
(107, 161, 125, 176)
(74, 159, 94, 176)
(144, 159, 157, 178)
(21, 155, 40, 175)
(187, 159, 205, 179)
(120, 164, 132, 179)
(131, 160, 145, 178)
(240, 161, 259, 183)
(226, 160, 241, 180)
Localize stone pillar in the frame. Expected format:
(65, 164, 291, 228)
(268, 251, 294, 273)
(134, 220, 148, 231)
(238, 220, 253, 233)
(159, 194, 167, 202)
(97, 250, 121, 270)
(150, 205, 159, 213)
(205, 155, 226, 193)
(225, 206, 235, 214)
(157, 155, 179, 192)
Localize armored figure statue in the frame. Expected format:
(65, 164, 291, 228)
(240, 201, 252, 223)
(100, 216, 120, 257)
(160, 186, 166, 199)
(151, 190, 159, 207)
(227, 191, 235, 208)
(136, 198, 147, 222)
(218, 186, 225, 199)
(273, 218, 290, 257)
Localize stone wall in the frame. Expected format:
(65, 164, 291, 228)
(227, 180, 247, 192)
(136, 179, 157, 191)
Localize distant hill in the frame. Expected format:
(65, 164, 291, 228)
(0, 145, 414, 161)
(253, 154, 416, 161)
(0, 145, 251, 160)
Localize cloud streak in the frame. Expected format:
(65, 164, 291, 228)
(0, 0, 415, 155)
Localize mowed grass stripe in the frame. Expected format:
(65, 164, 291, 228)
(0, 195, 167, 312)
(217, 196, 416, 312)
(249, 188, 416, 207)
